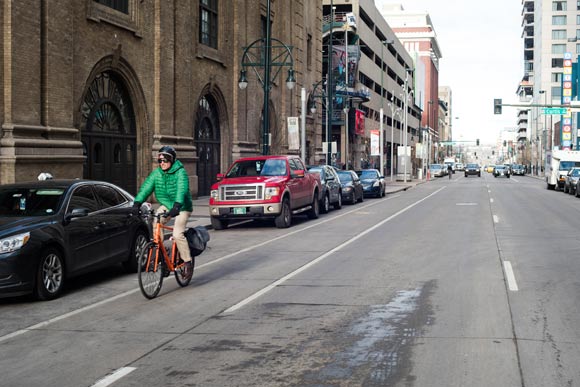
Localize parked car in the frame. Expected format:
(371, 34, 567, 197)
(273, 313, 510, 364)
(511, 164, 525, 175)
(564, 167, 580, 194)
(336, 170, 364, 205)
(464, 163, 481, 177)
(0, 180, 150, 300)
(356, 169, 385, 197)
(307, 165, 342, 213)
(493, 165, 510, 178)
(429, 164, 445, 178)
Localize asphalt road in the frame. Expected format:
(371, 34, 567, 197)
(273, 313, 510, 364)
(1, 172, 579, 386)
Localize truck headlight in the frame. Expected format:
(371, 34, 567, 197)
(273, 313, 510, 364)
(265, 187, 280, 200)
(210, 189, 219, 200)
(0, 232, 30, 254)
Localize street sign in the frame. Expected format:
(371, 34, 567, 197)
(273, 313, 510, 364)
(542, 107, 568, 115)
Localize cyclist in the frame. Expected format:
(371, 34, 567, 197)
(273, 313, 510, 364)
(133, 146, 194, 277)
(447, 163, 453, 179)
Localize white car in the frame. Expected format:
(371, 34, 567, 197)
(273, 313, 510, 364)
(455, 163, 464, 171)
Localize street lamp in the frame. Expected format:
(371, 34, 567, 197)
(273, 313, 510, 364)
(238, 0, 295, 155)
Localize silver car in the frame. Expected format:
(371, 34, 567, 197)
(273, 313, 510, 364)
(564, 167, 580, 195)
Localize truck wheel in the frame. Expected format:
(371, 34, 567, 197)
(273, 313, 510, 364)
(211, 217, 228, 230)
(307, 192, 320, 219)
(275, 198, 292, 228)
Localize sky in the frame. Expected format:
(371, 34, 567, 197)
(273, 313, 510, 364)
(381, 0, 524, 145)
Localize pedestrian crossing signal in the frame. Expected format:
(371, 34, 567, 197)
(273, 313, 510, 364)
(494, 99, 502, 114)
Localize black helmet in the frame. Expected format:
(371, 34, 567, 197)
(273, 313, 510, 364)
(158, 146, 176, 163)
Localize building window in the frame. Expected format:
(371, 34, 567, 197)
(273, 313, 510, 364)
(552, 15, 567, 25)
(552, 58, 564, 67)
(200, 0, 218, 49)
(577, 43, 580, 53)
(552, 86, 562, 98)
(552, 1, 567, 11)
(576, 29, 580, 38)
(93, 0, 128, 14)
(552, 29, 567, 39)
(307, 34, 312, 70)
(552, 43, 566, 54)
(577, 0, 580, 10)
(552, 72, 563, 82)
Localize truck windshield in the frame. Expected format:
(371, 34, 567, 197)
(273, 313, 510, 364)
(559, 161, 580, 171)
(226, 159, 287, 177)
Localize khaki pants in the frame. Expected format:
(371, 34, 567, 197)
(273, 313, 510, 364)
(156, 205, 192, 262)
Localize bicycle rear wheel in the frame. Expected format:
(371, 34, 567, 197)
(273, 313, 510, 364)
(138, 242, 164, 299)
(174, 250, 193, 287)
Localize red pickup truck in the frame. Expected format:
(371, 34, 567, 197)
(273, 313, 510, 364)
(209, 155, 321, 229)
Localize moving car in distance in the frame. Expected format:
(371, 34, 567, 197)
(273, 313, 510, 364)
(464, 163, 481, 177)
(455, 163, 465, 171)
(0, 180, 150, 300)
(493, 165, 510, 178)
(336, 170, 364, 205)
(511, 164, 525, 175)
(486, 165, 495, 173)
(429, 164, 445, 178)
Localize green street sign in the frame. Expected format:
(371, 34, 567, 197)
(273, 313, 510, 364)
(542, 107, 568, 115)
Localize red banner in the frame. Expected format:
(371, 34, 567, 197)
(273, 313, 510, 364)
(355, 109, 365, 136)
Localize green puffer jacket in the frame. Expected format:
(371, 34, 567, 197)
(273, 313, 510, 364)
(134, 159, 193, 212)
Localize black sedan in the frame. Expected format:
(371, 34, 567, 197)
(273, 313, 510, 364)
(307, 165, 342, 213)
(356, 169, 385, 198)
(336, 170, 364, 204)
(464, 163, 481, 177)
(0, 180, 149, 300)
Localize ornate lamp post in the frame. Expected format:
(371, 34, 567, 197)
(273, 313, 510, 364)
(238, 0, 296, 155)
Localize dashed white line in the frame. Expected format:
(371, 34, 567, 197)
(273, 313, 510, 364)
(490, 198, 494, 203)
(503, 261, 519, 291)
(90, 367, 136, 387)
(493, 215, 499, 223)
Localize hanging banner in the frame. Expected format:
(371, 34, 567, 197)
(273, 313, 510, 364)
(561, 52, 573, 149)
(370, 130, 380, 156)
(355, 109, 365, 136)
(287, 117, 300, 150)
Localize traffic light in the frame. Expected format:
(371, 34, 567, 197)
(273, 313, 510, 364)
(503, 140, 507, 147)
(492, 150, 495, 155)
(494, 98, 502, 114)
(476, 138, 480, 146)
(474, 152, 477, 156)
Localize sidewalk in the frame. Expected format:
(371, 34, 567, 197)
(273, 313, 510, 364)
(187, 178, 421, 229)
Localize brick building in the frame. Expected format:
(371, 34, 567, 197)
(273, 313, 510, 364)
(0, 0, 322, 197)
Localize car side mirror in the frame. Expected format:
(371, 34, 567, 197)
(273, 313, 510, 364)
(216, 173, 225, 182)
(291, 169, 305, 178)
(65, 207, 89, 222)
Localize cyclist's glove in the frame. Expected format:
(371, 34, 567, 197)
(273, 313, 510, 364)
(132, 201, 142, 214)
(167, 202, 182, 218)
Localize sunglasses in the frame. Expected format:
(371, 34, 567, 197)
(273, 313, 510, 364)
(158, 158, 170, 164)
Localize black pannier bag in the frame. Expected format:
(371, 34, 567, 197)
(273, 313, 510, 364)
(185, 226, 210, 257)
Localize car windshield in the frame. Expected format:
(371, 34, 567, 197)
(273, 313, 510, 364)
(226, 159, 287, 177)
(560, 161, 580, 171)
(360, 170, 378, 179)
(429, 165, 441, 170)
(337, 172, 352, 182)
(0, 187, 64, 217)
(570, 169, 580, 177)
(496, 166, 505, 169)
(467, 164, 478, 168)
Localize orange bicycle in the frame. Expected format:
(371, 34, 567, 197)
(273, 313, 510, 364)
(138, 209, 193, 299)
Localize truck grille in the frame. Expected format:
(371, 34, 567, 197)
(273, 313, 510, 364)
(220, 184, 264, 201)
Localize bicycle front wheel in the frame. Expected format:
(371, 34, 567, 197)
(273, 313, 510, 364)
(138, 242, 164, 299)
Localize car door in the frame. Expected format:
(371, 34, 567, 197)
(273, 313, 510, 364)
(93, 184, 132, 262)
(288, 158, 309, 208)
(326, 167, 341, 203)
(64, 184, 109, 272)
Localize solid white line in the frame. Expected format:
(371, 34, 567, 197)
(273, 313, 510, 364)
(456, 203, 477, 206)
(222, 187, 446, 313)
(493, 215, 499, 223)
(0, 194, 404, 344)
(503, 261, 519, 291)
(91, 367, 136, 387)
(0, 288, 139, 344)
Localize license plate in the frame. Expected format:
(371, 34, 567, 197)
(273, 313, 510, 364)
(233, 207, 246, 215)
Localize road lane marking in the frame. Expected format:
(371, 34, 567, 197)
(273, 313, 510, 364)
(503, 261, 519, 291)
(493, 215, 499, 223)
(0, 288, 139, 344)
(91, 367, 136, 387)
(490, 198, 494, 203)
(222, 187, 447, 314)
(0, 193, 404, 344)
(456, 203, 477, 206)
